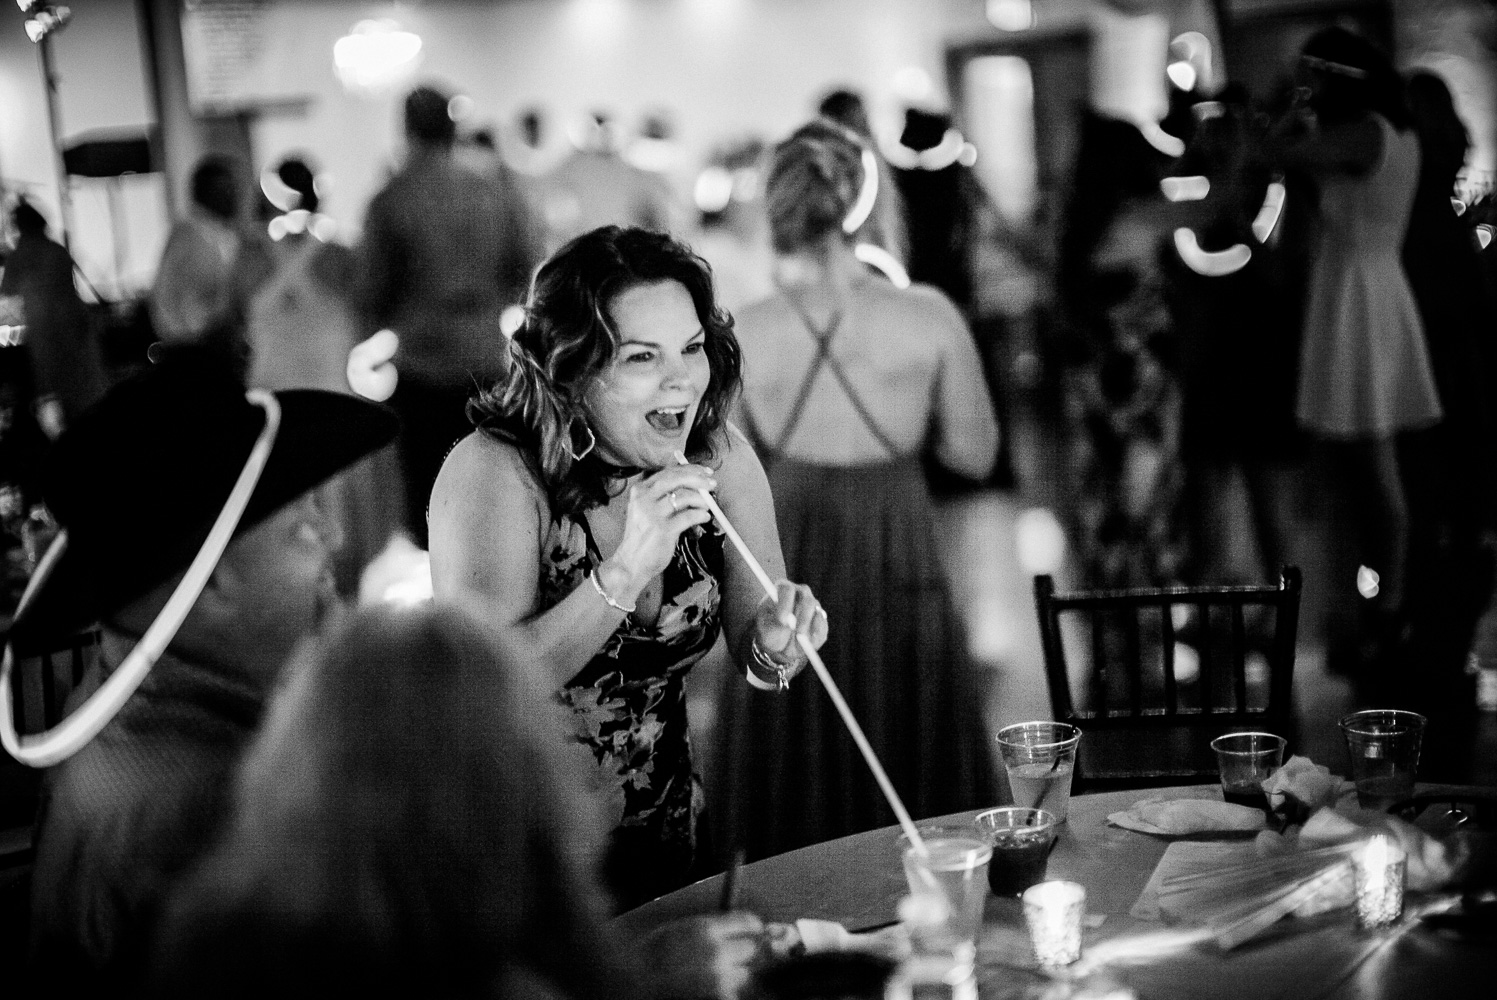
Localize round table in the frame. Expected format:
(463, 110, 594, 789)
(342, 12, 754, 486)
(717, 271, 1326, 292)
(615, 784, 1494, 999)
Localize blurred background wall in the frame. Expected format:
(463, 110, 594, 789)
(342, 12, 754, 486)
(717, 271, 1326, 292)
(1, 0, 1493, 300)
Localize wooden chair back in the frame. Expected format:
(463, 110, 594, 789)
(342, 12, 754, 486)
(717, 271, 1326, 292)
(2, 628, 101, 863)
(6, 628, 101, 737)
(1033, 568, 1301, 792)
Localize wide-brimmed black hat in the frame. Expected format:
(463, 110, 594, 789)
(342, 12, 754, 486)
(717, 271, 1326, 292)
(5, 352, 398, 649)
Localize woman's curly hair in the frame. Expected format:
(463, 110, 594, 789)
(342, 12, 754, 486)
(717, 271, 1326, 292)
(468, 225, 742, 516)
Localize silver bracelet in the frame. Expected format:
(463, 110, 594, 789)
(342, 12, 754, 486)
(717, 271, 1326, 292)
(589, 568, 635, 615)
(749, 635, 799, 691)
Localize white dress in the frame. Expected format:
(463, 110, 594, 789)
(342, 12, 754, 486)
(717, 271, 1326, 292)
(1296, 114, 1443, 439)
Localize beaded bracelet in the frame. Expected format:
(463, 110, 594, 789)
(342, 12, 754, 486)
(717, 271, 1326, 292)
(589, 568, 636, 615)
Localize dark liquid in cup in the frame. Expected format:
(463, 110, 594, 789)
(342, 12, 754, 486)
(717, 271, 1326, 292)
(1222, 787, 1272, 816)
(987, 839, 1051, 896)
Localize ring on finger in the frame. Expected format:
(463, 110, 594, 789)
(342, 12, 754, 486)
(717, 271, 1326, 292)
(815, 605, 828, 625)
(668, 490, 679, 511)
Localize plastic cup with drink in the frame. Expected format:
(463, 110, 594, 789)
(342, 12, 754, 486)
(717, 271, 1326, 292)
(1210, 731, 1286, 817)
(1338, 710, 1425, 811)
(897, 825, 992, 960)
(973, 806, 1057, 896)
(996, 722, 1081, 822)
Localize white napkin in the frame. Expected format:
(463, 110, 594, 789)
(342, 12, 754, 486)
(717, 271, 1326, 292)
(1261, 755, 1356, 818)
(1108, 798, 1268, 836)
(789, 919, 909, 961)
(1130, 841, 1253, 919)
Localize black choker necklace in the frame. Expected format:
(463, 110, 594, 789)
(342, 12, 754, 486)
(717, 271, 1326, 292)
(583, 453, 645, 482)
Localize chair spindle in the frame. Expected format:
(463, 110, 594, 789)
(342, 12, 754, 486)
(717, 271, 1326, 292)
(1161, 599, 1178, 715)
(1231, 604, 1248, 711)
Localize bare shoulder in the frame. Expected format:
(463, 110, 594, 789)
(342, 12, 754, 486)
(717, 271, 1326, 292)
(430, 431, 545, 522)
(733, 294, 795, 339)
(708, 423, 770, 493)
(900, 281, 968, 329)
(855, 279, 966, 350)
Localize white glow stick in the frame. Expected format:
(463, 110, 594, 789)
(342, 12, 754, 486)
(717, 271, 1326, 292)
(1160, 175, 1210, 202)
(1252, 181, 1287, 243)
(841, 148, 880, 234)
(1174, 227, 1252, 276)
(674, 453, 927, 855)
(853, 243, 911, 288)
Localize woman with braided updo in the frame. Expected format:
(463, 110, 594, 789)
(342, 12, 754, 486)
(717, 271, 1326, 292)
(427, 226, 827, 910)
(720, 119, 1000, 860)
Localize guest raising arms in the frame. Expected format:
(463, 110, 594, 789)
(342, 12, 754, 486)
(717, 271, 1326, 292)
(428, 226, 827, 910)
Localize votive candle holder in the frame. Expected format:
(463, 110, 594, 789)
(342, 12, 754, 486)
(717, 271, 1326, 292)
(1351, 834, 1405, 930)
(1022, 880, 1086, 968)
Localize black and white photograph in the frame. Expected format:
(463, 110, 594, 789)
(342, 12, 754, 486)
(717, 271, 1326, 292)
(2, 1, 1495, 996)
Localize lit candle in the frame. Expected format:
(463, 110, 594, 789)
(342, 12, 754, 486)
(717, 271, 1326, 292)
(1352, 834, 1405, 930)
(1022, 880, 1086, 968)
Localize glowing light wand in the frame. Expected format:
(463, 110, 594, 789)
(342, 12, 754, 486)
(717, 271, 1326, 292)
(674, 453, 926, 855)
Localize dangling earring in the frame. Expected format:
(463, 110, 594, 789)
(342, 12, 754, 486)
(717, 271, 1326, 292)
(567, 418, 596, 461)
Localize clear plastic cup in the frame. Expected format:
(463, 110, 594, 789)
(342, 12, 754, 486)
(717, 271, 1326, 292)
(1338, 710, 1425, 811)
(897, 826, 992, 954)
(997, 722, 1081, 822)
(973, 806, 1057, 896)
(1210, 731, 1286, 816)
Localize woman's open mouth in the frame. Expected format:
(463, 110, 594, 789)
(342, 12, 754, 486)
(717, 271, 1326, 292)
(646, 407, 689, 434)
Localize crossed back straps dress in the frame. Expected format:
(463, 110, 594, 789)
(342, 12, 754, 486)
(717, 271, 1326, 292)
(723, 294, 997, 860)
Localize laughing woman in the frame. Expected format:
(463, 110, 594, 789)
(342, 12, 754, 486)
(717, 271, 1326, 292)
(429, 226, 827, 910)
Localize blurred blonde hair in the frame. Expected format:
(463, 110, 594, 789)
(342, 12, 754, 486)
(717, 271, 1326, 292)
(766, 119, 867, 254)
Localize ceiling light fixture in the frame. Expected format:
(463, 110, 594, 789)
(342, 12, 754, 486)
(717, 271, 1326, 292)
(333, 19, 422, 94)
(986, 0, 1034, 32)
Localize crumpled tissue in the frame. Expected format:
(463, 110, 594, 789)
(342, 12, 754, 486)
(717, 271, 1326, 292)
(1261, 755, 1355, 821)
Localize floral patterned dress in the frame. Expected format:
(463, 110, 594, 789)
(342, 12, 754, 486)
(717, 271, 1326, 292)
(538, 509, 725, 910)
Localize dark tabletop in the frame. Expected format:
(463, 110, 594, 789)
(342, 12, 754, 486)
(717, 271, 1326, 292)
(615, 784, 1495, 999)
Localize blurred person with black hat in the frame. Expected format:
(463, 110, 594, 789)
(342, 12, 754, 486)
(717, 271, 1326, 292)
(3, 350, 396, 988)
